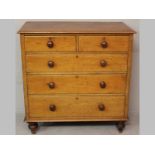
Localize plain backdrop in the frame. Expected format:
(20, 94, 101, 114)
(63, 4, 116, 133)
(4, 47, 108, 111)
(16, 19, 139, 128)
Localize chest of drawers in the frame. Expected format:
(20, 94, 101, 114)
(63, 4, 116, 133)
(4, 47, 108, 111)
(18, 21, 135, 134)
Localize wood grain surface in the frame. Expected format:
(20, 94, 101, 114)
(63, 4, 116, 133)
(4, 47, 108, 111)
(19, 22, 134, 126)
(28, 95, 125, 119)
(27, 74, 127, 94)
(79, 36, 129, 52)
(26, 53, 128, 73)
(24, 36, 76, 52)
(18, 22, 135, 34)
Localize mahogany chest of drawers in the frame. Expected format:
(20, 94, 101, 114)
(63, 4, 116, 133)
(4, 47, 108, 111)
(18, 21, 135, 134)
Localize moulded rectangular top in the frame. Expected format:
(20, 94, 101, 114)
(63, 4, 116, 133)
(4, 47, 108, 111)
(18, 21, 136, 34)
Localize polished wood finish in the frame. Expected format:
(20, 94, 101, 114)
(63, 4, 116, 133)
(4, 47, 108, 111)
(47, 82, 55, 89)
(28, 122, 38, 134)
(47, 60, 55, 68)
(100, 40, 108, 48)
(100, 81, 106, 89)
(116, 121, 125, 132)
(18, 22, 135, 34)
(100, 60, 107, 67)
(27, 74, 127, 94)
(20, 35, 29, 121)
(24, 36, 76, 52)
(19, 21, 135, 133)
(79, 36, 129, 52)
(98, 103, 105, 111)
(28, 95, 125, 119)
(124, 35, 133, 118)
(49, 104, 56, 111)
(26, 53, 128, 73)
(47, 40, 54, 48)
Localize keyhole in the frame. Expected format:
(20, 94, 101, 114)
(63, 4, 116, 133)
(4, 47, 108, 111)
(75, 97, 79, 100)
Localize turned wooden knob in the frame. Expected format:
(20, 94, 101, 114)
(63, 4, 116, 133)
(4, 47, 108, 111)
(101, 41, 108, 48)
(49, 104, 56, 111)
(98, 104, 105, 111)
(47, 40, 54, 48)
(48, 82, 55, 89)
(48, 60, 55, 68)
(100, 60, 107, 67)
(100, 81, 106, 88)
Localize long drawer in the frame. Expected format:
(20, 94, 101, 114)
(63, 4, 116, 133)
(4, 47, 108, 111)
(27, 74, 127, 94)
(26, 53, 128, 73)
(24, 36, 76, 52)
(28, 95, 125, 119)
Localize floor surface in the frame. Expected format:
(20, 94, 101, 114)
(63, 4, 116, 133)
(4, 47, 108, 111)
(16, 112, 139, 135)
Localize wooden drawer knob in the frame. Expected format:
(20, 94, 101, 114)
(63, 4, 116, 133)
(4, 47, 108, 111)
(48, 82, 55, 89)
(100, 81, 106, 88)
(98, 104, 105, 111)
(47, 40, 54, 48)
(100, 60, 107, 67)
(101, 41, 108, 48)
(48, 61, 55, 68)
(49, 104, 56, 111)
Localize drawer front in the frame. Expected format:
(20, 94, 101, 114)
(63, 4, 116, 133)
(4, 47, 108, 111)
(27, 74, 127, 94)
(28, 95, 125, 118)
(24, 36, 76, 52)
(79, 36, 129, 52)
(26, 53, 128, 73)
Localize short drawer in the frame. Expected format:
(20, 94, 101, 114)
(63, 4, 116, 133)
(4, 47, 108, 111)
(27, 74, 127, 94)
(79, 36, 129, 52)
(26, 53, 128, 73)
(28, 95, 125, 118)
(24, 36, 76, 52)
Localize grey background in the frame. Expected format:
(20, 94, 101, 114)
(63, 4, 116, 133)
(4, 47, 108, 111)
(0, 20, 16, 134)
(140, 20, 155, 134)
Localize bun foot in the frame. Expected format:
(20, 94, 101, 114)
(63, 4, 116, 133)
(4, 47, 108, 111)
(28, 122, 39, 134)
(116, 121, 125, 133)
